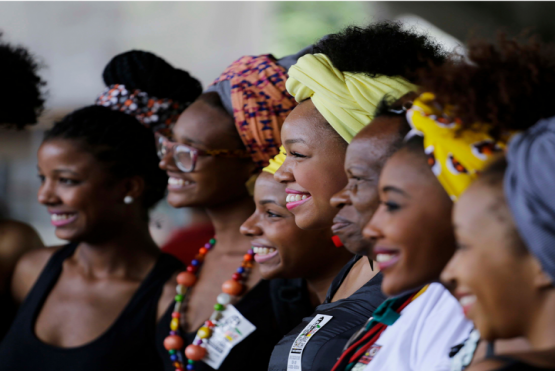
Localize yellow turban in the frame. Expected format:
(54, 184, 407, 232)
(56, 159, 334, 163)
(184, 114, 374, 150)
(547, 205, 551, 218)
(286, 53, 418, 143)
(263, 146, 286, 175)
(406, 93, 510, 201)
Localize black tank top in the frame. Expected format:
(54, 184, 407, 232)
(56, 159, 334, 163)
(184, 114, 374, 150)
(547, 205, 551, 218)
(0, 243, 184, 371)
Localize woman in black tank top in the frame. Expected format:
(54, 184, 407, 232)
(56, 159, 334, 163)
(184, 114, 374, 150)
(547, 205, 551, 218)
(0, 102, 195, 370)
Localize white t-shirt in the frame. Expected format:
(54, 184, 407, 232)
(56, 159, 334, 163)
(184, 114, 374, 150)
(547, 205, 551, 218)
(360, 283, 473, 371)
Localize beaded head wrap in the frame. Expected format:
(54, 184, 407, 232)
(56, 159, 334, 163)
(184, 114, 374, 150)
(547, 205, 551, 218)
(96, 84, 190, 135)
(405, 92, 509, 201)
(206, 54, 297, 170)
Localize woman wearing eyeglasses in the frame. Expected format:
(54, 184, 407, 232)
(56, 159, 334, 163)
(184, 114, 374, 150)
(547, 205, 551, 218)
(155, 50, 314, 371)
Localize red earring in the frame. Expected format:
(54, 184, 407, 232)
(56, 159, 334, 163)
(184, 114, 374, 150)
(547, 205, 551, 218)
(332, 235, 343, 248)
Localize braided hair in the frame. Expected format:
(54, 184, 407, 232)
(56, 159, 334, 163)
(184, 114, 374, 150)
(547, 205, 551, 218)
(44, 106, 167, 211)
(0, 32, 46, 128)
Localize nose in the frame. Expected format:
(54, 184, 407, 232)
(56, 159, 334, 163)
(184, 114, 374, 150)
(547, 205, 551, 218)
(240, 213, 263, 237)
(440, 253, 459, 292)
(273, 157, 295, 184)
(37, 179, 61, 206)
(330, 186, 352, 209)
(362, 211, 384, 242)
(159, 149, 178, 172)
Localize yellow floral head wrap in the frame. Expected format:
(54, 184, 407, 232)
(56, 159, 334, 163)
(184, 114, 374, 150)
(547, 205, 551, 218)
(262, 146, 286, 175)
(286, 53, 418, 143)
(406, 92, 509, 201)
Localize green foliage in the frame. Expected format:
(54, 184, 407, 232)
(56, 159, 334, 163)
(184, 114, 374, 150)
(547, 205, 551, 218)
(269, 1, 372, 58)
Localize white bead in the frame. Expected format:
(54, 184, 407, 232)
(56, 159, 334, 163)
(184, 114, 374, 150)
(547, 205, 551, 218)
(174, 301, 182, 313)
(217, 293, 231, 305)
(176, 285, 185, 295)
(210, 311, 222, 321)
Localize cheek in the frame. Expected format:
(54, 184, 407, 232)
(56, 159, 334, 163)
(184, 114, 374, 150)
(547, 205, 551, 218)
(352, 189, 380, 224)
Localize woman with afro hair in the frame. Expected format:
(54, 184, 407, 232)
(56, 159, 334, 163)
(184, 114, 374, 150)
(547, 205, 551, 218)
(0, 32, 46, 342)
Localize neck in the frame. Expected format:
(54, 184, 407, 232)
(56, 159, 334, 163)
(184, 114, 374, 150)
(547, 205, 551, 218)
(526, 291, 555, 349)
(306, 249, 353, 305)
(75, 219, 159, 279)
(205, 195, 255, 254)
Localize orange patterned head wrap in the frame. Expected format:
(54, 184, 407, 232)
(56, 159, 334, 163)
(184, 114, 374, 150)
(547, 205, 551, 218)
(207, 55, 297, 170)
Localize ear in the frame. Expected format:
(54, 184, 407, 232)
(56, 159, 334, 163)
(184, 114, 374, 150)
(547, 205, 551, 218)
(124, 176, 146, 201)
(531, 257, 554, 289)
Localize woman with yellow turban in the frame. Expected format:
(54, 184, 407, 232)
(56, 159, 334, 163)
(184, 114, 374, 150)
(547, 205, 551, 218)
(269, 21, 447, 371)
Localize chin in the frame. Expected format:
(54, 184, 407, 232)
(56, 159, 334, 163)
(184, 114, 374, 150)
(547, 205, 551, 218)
(259, 266, 282, 280)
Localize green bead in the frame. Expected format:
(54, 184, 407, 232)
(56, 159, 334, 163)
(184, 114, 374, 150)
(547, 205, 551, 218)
(209, 238, 216, 245)
(169, 350, 176, 355)
(214, 303, 224, 311)
(175, 294, 184, 302)
(188, 360, 195, 364)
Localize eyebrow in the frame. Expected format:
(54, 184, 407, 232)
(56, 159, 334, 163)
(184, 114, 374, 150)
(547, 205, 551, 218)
(260, 199, 279, 206)
(382, 185, 410, 198)
(284, 138, 306, 145)
(182, 136, 205, 146)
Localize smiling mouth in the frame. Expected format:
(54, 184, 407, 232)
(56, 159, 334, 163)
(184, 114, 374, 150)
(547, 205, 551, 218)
(168, 177, 195, 190)
(285, 189, 312, 211)
(458, 294, 477, 317)
(50, 213, 77, 227)
(374, 248, 401, 270)
(252, 246, 279, 263)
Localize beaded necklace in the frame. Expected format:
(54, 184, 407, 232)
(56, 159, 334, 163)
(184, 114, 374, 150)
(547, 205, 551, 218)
(163, 238, 255, 371)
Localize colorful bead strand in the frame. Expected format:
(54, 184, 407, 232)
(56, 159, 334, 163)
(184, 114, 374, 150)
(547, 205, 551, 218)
(164, 240, 255, 371)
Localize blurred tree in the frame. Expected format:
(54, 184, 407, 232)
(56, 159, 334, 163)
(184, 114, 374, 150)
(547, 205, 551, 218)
(269, 1, 372, 58)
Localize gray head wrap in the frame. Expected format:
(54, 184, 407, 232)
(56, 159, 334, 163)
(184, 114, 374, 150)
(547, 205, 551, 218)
(204, 45, 314, 117)
(504, 116, 555, 282)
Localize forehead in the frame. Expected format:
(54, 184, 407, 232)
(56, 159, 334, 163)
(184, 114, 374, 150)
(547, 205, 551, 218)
(255, 172, 287, 206)
(172, 98, 241, 149)
(346, 116, 404, 168)
(39, 139, 97, 167)
(455, 182, 499, 231)
(380, 149, 436, 191)
(281, 99, 330, 144)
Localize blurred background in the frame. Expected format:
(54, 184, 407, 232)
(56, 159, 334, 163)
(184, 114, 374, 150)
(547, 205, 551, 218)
(0, 1, 553, 246)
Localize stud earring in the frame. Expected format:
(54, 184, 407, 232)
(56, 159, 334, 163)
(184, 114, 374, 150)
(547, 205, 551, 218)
(124, 196, 134, 204)
(332, 235, 343, 248)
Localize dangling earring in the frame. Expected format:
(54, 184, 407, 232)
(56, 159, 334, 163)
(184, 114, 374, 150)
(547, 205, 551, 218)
(332, 235, 343, 248)
(124, 195, 134, 204)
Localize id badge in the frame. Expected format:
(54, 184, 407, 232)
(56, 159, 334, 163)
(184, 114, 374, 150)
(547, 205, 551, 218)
(287, 314, 333, 371)
(195, 305, 256, 370)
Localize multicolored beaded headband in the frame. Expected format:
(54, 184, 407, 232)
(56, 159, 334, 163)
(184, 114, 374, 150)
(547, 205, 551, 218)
(96, 84, 190, 134)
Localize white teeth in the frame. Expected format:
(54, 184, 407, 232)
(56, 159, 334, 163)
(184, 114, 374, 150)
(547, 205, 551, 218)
(285, 194, 309, 203)
(252, 247, 277, 255)
(51, 213, 74, 221)
(168, 177, 192, 187)
(376, 253, 395, 263)
(459, 295, 477, 307)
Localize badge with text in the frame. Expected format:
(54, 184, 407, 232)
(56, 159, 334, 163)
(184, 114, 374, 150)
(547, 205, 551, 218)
(196, 305, 256, 370)
(287, 314, 333, 371)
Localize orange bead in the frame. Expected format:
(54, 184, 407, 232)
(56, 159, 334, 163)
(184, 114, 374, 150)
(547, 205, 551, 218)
(185, 344, 207, 361)
(195, 254, 204, 261)
(164, 335, 184, 350)
(222, 279, 243, 296)
(243, 253, 253, 261)
(199, 247, 208, 255)
(241, 261, 253, 269)
(176, 271, 196, 287)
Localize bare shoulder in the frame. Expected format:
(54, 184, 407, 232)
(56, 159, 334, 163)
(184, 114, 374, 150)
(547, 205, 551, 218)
(11, 245, 64, 304)
(157, 270, 181, 321)
(0, 220, 44, 260)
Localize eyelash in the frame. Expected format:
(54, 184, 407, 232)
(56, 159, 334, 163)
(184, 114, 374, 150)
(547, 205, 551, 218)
(59, 178, 79, 185)
(290, 151, 307, 159)
(266, 210, 282, 218)
(382, 201, 401, 212)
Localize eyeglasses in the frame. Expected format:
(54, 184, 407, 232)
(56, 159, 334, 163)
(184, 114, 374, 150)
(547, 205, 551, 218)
(155, 133, 251, 173)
